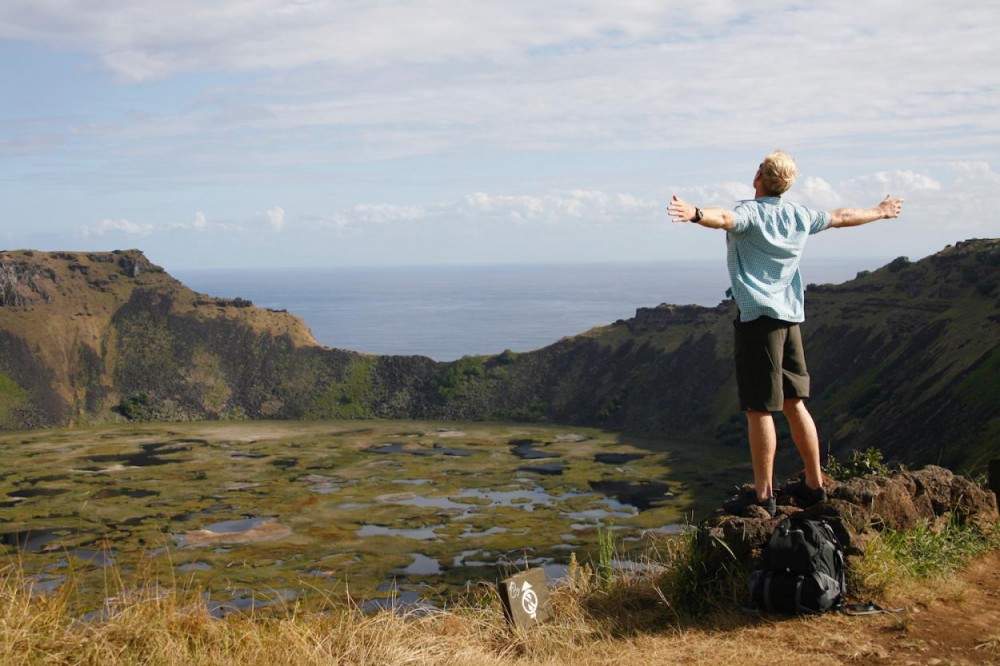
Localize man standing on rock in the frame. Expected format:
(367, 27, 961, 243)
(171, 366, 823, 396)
(668, 150, 904, 515)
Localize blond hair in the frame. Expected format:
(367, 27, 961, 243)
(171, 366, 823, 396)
(758, 150, 798, 196)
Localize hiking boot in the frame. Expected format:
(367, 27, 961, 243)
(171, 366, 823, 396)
(722, 485, 756, 515)
(754, 496, 777, 518)
(785, 480, 827, 507)
(723, 486, 777, 518)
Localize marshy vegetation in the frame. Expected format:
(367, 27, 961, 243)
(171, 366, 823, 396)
(0, 420, 748, 614)
(2, 421, 997, 664)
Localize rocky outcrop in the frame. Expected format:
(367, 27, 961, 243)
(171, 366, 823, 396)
(0, 259, 56, 306)
(625, 302, 729, 334)
(114, 251, 161, 278)
(697, 466, 998, 573)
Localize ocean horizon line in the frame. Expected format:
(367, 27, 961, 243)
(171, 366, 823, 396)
(172, 255, 895, 273)
(173, 257, 891, 361)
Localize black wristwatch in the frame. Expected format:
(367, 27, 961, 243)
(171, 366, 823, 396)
(693, 208, 704, 223)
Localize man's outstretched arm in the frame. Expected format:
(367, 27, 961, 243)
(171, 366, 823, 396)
(667, 195, 735, 230)
(828, 195, 905, 228)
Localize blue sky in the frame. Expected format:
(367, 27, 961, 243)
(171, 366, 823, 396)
(1, 0, 998, 271)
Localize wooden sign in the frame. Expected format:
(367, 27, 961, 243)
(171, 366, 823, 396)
(498, 567, 551, 629)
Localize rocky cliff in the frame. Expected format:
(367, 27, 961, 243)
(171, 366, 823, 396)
(1, 240, 997, 473)
(0, 250, 435, 426)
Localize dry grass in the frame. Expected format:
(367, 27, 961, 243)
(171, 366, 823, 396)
(3, 522, 997, 666)
(975, 633, 1000, 653)
(0, 555, 901, 666)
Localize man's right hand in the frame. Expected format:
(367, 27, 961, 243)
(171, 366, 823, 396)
(829, 195, 905, 228)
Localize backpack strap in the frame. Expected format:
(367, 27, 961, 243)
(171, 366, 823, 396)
(818, 520, 847, 611)
(793, 575, 809, 614)
(842, 601, 905, 616)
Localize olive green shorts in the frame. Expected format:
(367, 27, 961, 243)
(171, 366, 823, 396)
(734, 315, 810, 412)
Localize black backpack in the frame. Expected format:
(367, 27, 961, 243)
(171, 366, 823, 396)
(748, 515, 846, 614)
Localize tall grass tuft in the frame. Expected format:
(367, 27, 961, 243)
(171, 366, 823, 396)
(853, 517, 1000, 599)
(652, 528, 746, 619)
(595, 523, 615, 590)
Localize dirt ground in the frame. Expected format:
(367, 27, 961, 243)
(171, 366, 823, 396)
(723, 550, 1000, 665)
(864, 550, 1000, 664)
(601, 551, 1000, 666)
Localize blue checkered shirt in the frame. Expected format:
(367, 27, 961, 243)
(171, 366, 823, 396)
(726, 197, 831, 323)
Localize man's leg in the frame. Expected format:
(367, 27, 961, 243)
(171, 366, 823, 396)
(735, 316, 784, 502)
(779, 323, 823, 491)
(746, 410, 776, 500)
(783, 398, 823, 489)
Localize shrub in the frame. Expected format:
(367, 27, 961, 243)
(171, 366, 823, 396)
(494, 349, 518, 365)
(116, 393, 151, 421)
(825, 446, 893, 480)
(888, 256, 911, 272)
(433, 356, 487, 400)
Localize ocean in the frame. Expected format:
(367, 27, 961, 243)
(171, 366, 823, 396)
(174, 258, 883, 361)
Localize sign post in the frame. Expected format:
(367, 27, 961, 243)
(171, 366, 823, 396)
(498, 567, 551, 629)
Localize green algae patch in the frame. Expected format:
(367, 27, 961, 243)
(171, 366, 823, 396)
(0, 372, 30, 428)
(0, 420, 739, 607)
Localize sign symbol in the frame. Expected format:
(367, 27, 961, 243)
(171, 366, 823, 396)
(498, 567, 549, 629)
(520, 581, 538, 619)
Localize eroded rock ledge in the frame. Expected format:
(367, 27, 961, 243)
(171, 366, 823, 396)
(696, 465, 998, 571)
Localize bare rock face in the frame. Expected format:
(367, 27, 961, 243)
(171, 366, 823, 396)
(834, 474, 923, 532)
(0, 261, 55, 306)
(115, 250, 160, 278)
(697, 466, 998, 572)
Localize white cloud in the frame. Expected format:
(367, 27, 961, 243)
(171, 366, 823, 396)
(165, 211, 210, 232)
(320, 189, 659, 229)
(673, 183, 754, 207)
(80, 218, 154, 238)
(839, 171, 943, 201)
(947, 161, 1000, 185)
(935, 162, 1000, 227)
(796, 177, 843, 210)
(3, 2, 998, 269)
(0, 2, 687, 81)
(266, 206, 286, 231)
(350, 204, 425, 224)
(463, 193, 546, 221)
(3, 1, 997, 161)
(462, 190, 659, 225)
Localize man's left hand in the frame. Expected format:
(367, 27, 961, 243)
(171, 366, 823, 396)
(668, 195, 696, 223)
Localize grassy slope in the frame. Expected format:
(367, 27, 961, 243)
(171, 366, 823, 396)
(802, 241, 1000, 472)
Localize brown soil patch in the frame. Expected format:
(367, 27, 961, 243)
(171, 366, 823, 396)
(699, 551, 1000, 665)
(588, 552, 1000, 666)
(865, 550, 1000, 664)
